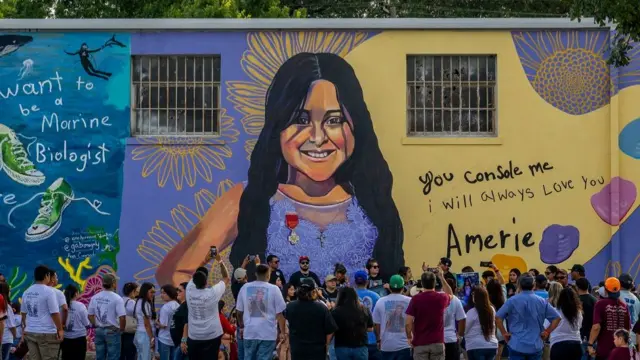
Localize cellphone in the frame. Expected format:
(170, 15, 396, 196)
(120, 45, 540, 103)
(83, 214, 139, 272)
(249, 255, 256, 261)
(427, 267, 439, 272)
(480, 261, 493, 267)
(210, 246, 217, 257)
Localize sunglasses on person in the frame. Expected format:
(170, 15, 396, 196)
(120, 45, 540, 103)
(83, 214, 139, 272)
(300, 261, 309, 265)
(544, 271, 551, 275)
(371, 265, 379, 269)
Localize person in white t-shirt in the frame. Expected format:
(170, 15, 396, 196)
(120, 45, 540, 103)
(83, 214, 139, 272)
(21, 265, 64, 360)
(442, 278, 466, 360)
(464, 287, 498, 360)
(121, 282, 140, 360)
(46, 270, 68, 327)
(185, 250, 230, 360)
(1, 282, 17, 360)
(549, 288, 583, 360)
(133, 283, 157, 360)
(236, 264, 287, 359)
(61, 285, 90, 360)
(372, 275, 411, 359)
(157, 285, 180, 360)
(88, 274, 126, 360)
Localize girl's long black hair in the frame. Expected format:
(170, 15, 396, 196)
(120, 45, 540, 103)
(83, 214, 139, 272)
(0, 282, 9, 312)
(135, 282, 156, 320)
(230, 52, 404, 280)
(64, 285, 79, 306)
(557, 287, 582, 328)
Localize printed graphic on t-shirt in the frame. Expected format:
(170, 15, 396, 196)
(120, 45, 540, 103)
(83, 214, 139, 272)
(26, 301, 38, 317)
(361, 296, 374, 312)
(623, 296, 637, 325)
(66, 308, 75, 332)
(605, 303, 629, 331)
(247, 286, 269, 318)
(384, 301, 407, 333)
(96, 298, 111, 324)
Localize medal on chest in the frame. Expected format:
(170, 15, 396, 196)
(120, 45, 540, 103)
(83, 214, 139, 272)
(285, 211, 300, 245)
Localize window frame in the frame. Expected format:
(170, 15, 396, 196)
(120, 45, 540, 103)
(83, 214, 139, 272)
(130, 54, 222, 138)
(406, 54, 498, 138)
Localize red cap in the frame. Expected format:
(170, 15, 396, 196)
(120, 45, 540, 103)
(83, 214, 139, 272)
(299, 256, 310, 263)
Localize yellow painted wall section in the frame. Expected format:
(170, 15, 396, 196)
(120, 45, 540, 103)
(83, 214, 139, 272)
(346, 30, 614, 274)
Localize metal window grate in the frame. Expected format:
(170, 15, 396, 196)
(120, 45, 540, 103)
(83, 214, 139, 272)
(406, 55, 497, 137)
(131, 55, 221, 136)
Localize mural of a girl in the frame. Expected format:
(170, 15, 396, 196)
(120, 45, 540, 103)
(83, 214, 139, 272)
(156, 52, 404, 285)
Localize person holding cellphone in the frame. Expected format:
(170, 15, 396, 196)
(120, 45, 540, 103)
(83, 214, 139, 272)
(185, 249, 230, 360)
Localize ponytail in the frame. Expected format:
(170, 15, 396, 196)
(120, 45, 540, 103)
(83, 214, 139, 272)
(64, 285, 79, 307)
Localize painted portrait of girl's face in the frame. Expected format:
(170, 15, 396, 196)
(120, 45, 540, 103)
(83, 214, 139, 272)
(280, 79, 355, 182)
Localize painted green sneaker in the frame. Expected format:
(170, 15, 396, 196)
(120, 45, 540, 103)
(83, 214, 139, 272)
(0, 124, 45, 186)
(26, 177, 74, 242)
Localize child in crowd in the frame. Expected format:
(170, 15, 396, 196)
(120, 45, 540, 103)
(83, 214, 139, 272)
(608, 329, 634, 360)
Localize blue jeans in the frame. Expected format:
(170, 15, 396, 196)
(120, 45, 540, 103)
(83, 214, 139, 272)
(329, 338, 336, 360)
(8, 337, 21, 360)
(243, 339, 277, 360)
(335, 346, 368, 360)
(172, 345, 187, 360)
(236, 327, 244, 360)
(381, 348, 412, 360)
(467, 348, 497, 360)
(367, 344, 382, 360)
(2, 343, 11, 360)
(95, 328, 122, 360)
(134, 331, 153, 360)
(508, 347, 542, 360)
(158, 341, 175, 360)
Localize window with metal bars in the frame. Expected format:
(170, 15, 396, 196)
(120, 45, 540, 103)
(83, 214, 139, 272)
(406, 55, 497, 137)
(131, 55, 221, 136)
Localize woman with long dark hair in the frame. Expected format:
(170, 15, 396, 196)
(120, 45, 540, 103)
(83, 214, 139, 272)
(549, 287, 583, 360)
(0, 282, 17, 360)
(134, 282, 156, 360)
(464, 287, 498, 360)
(157, 52, 405, 286)
(485, 279, 505, 359)
(157, 285, 179, 360)
(331, 287, 372, 360)
(505, 269, 521, 298)
(122, 282, 140, 360)
(283, 283, 296, 303)
(61, 285, 89, 360)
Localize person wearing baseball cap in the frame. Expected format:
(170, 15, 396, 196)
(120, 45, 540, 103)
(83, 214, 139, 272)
(285, 276, 337, 360)
(586, 277, 631, 359)
(289, 256, 321, 290)
(87, 272, 127, 360)
(570, 264, 592, 292)
(618, 274, 640, 346)
(439, 257, 456, 284)
(353, 270, 382, 357)
(496, 274, 561, 358)
(371, 275, 412, 357)
(323, 274, 339, 303)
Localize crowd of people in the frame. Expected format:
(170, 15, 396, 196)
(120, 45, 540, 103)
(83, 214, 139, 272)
(1, 255, 640, 360)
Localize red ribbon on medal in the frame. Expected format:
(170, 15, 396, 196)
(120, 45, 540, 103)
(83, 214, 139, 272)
(285, 212, 300, 244)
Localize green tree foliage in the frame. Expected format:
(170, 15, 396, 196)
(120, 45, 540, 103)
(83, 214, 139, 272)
(0, 0, 304, 18)
(282, 0, 573, 19)
(1, 0, 638, 66)
(567, 0, 640, 66)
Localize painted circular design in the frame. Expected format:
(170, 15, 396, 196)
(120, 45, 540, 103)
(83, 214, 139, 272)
(532, 48, 609, 115)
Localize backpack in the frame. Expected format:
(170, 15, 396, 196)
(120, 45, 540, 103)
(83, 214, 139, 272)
(124, 299, 137, 333)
